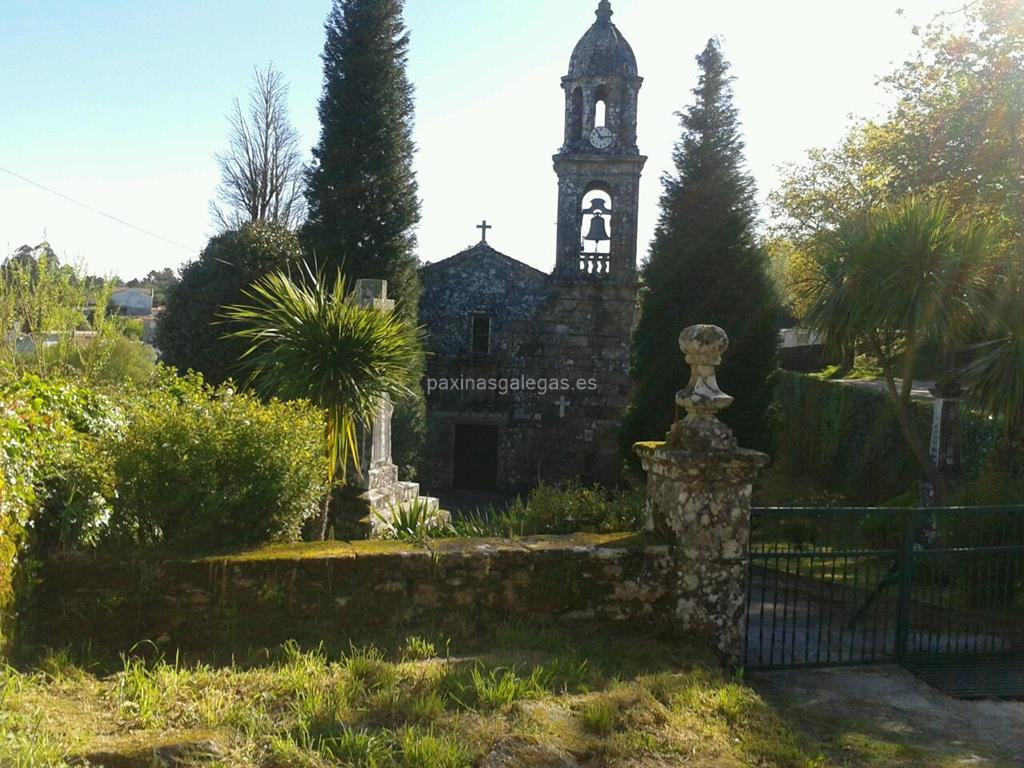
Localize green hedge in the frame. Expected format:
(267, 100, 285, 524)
(769, 372, 998, 504)
(0, 373, 125, 652)
(111, 375, 327, 549)
(0, 368, 327, 654)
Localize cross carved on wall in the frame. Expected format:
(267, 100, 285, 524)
(477, 220, 492, 243)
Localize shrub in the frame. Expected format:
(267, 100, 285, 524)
(118, 317, 144, 340)
(953, 470, 1024, 506)
(778, 518, 817, 550)
(448, 481, 646, 539)
(860, 513, 903, 551)
(20, 334, 158, 389)
(77, 335, 157, 387)
(0, 372, 123, 649)
(0, 410, 31, 649)
(937, 506, 1024, 608)
(109, 373, 327, 550)
(156, 223, 304, 386)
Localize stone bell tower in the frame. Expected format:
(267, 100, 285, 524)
(554, 0, 647, 282)
(498, 0, 647, 490)
(416, 2, 650, 494)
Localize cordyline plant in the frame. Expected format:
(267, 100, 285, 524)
(223, 264, 423, 539)
(962, 256, 1024, 468)
(801, 196, 993, 505)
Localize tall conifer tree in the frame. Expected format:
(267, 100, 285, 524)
(303, 0, 424, 473)
(623, 39, 779, 453)
(304, 0, 421, 319)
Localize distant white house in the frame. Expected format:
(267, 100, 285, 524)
(111, 287, 154, 317)
(779, 328, 822, 348)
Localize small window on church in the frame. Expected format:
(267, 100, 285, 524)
(594, 84, 609, 129)
(471, 314, 490, 355)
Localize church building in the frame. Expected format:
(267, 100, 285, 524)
(419, 0, 646, 493)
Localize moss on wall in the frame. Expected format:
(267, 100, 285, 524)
(26, 534, 671, 660)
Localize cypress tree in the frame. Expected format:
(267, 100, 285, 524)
(622, 39, 779, 454)
(303, 0, 421, 315)
(303, 0, 424, 473)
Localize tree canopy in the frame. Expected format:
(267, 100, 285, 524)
(302, 0, 421, 323)
(210, 64, 306, 232)
(623, 39, 779, 454)
(155, 223, 303, 386)
(302, 0, 425, 474)
(773, 1, 1024, 315)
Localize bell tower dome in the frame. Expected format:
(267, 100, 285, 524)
(554, 0, 646, 282)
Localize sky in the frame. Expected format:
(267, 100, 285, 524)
(0, 0, 961, 279)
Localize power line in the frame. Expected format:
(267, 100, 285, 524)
(0, 163, 199, 253)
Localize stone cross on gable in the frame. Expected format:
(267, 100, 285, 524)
(477, 220, 492, 243)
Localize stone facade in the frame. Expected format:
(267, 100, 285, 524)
(420, 248, 637, 491)
(419, 1, 645, 494)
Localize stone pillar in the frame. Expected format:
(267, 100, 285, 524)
(352, 280, 446, 536)
(353, 280, 397, 490)
(635, 325, 768, 665)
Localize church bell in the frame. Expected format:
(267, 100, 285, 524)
(584, 212, 610, 242)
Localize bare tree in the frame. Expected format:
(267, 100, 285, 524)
(210, 64, 306, 231)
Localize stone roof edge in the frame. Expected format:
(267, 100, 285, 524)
(420, 244, 549, 281)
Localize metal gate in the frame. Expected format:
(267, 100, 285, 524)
(744, 506, 1024, 698)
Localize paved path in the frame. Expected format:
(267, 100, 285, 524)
(754, 666, 1024, 766)
(746, 565, 900, 668)
(832, 377, 937, 401)
(745, 566, 1016, 675)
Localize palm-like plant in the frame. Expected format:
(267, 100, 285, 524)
(962, 258, 1024, 466)
(804, 197, 993, 503)
(223, 265, 423, 539)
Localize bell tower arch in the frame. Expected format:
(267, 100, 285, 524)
(554, 0, 647, 282)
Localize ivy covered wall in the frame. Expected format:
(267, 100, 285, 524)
(769, 372, 998, 504)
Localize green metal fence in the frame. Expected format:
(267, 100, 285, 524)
(745, 506, 1024, 698)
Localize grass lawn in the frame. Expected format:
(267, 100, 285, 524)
(0, 625, 1010, 767)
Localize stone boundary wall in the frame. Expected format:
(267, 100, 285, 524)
(29, 534, 682, 656)
(27, 324, 768, 666)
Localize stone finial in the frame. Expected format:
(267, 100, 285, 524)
(668, 324, 737, 450)
(596, 0, 613, 22)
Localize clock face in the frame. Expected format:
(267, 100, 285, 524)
(590, 126, 614, 149)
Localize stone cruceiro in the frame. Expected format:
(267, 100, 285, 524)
(352, 279, 447, 537)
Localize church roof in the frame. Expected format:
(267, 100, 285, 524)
(420, 242, 547, 281)
(567, 1, 638, 79)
